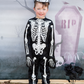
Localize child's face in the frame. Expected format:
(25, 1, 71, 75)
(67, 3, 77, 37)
(33, 2, 48, 19)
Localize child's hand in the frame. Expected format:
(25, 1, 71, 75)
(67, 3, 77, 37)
(26, 57, 32, 67)
(48, 59, 55, 68)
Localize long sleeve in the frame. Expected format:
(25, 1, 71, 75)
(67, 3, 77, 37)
(49, 21, 55, 59)
(24, 21, 31, 58)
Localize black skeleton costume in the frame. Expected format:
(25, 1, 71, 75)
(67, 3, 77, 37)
(24, 1, 55, 84)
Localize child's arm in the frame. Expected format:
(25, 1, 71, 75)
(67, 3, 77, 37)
(48, 21, 56, 68)
(24, 20, 32, 67)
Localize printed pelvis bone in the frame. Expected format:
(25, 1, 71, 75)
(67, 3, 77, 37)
(33, 43, 46, 55)
(43, 57, 48, 84)
(32, 57, 37, 84)
(56, 56, 64, 67)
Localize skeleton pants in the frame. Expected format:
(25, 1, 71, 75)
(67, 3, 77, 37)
(28, 56, 50, 84)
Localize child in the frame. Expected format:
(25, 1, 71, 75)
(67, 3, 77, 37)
(24, 0, 56, 84)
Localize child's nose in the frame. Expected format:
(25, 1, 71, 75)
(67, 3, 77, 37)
(40, 10, 43, 13)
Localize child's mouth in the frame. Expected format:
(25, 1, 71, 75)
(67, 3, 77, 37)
(39, 14, 43, 16)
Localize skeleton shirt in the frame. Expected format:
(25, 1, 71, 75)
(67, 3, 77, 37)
(24, 17, 55, 59)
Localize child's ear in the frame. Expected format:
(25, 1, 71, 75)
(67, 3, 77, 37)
(33, 8, 35, 11)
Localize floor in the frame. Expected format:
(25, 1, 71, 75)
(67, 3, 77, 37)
(0, 80, 84, 84)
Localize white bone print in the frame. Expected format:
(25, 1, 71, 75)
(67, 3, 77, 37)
(32, 57, 37, 84)
(30, 19, 51, 55)
(43, 57, 48, 84)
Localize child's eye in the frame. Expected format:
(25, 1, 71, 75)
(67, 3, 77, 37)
(37, 8, 40, 10)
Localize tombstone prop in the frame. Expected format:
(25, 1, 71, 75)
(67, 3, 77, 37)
(55, 6, 82, 64)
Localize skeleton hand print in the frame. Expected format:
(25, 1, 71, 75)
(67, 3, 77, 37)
(26, 57, 32, 67)
(48, 59, 55, 68)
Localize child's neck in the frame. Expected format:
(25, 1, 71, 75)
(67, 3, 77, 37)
(36, 16, 45, 19)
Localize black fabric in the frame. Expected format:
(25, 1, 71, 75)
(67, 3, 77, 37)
(28, 56, 50, 84)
